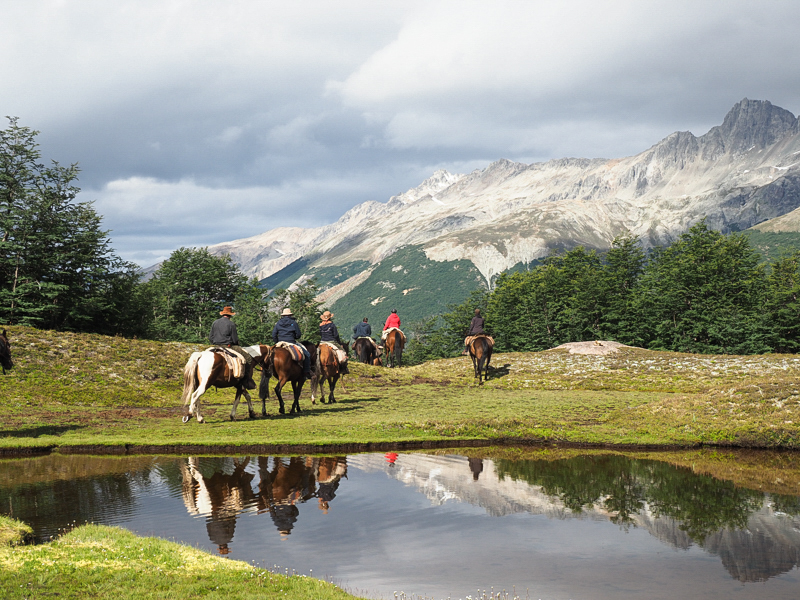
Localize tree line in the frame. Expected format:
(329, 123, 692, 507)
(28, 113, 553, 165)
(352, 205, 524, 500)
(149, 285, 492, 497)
(0, 118, 321, 344)
(406, 223, 800, 363)
(6, 118, 800, 358)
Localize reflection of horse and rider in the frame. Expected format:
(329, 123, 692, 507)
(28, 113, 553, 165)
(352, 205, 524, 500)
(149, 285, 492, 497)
(180, 456, 348, 549)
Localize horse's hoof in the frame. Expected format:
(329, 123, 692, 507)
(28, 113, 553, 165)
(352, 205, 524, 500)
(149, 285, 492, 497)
(182, 415, 190, 424)
(262, 411, 267, 418)
(279, 408, 286, 415)
(249, 411, 256, 419)
(229, 415, 235, 421)
(198, 416, 205, 424)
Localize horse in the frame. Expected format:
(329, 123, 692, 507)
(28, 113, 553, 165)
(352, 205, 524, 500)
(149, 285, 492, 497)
(468, 335, 493, 383)
(259, 341, 316, 415)
(0, 329, 12, 374)
(384, 329, 404, 368)
(352, 337, 377, 365)
(181, 345, 270, 423)
(310, 341, 349, 405)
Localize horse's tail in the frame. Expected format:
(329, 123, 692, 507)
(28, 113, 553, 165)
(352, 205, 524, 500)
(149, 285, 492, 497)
(259, 364, 270, 400)
(393, 331, 403, 366)
(181, 352, 202, 406)
(476, 338, 491, 380)
(259, 348, 272, 401)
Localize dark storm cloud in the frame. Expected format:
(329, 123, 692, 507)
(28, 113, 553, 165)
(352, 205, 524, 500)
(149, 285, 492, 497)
(3, 0, 800, 265)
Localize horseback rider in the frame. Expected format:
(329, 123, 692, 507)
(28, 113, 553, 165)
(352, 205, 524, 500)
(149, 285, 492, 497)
(319, 310, 349, 374)
(381, 309, 402, 341)
(352, 317, 378, 353)
(209, 306, 256, 389)
(271, 307, 312, 378)
(463, 308, 487, 355)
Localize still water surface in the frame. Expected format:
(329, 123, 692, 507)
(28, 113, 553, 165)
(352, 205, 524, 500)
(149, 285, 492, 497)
(2, 451, 800, 599)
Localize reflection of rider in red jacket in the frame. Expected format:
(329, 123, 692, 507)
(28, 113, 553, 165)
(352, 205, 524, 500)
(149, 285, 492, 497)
(383, 310, 401, 330)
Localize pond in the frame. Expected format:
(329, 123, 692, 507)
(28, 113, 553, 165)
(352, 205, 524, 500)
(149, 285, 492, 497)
(2, 449, 800, 599)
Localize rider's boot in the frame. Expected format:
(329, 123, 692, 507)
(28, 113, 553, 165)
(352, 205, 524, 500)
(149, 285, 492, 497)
(303, 354, 312, 379)
(462, 344, 469, 355)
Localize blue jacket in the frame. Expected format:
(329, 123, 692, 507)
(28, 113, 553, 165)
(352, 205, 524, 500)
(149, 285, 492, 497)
(272, 316, 301, 343)
(352, 321, 372, 338)
(320, 322, 341, 343)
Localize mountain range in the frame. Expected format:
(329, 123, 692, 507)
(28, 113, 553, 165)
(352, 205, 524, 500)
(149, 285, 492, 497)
(209, 98, 800, 326)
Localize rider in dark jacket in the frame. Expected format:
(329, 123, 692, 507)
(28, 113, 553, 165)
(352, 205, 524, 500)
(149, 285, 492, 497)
(352, 318, 372, 340)
(462, 308, 486, 355)
(319, 311, 349, 374)
(271, 308, 311, 377)
(209, 306, 255, 389)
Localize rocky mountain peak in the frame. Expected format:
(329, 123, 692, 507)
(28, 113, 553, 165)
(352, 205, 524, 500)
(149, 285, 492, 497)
(706, 98, 798, 154)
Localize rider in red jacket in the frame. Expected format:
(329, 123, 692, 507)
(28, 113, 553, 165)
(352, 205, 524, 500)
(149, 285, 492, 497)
(383, 309, 401, 331)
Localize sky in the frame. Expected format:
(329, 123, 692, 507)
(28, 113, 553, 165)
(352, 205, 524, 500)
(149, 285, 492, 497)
(4, 0, 800, 266)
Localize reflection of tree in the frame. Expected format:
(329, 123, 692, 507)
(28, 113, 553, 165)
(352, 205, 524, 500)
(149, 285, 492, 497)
(181, 457, 256, 555)
(0, 464, 153, 541)
(494, 455, 763, 542)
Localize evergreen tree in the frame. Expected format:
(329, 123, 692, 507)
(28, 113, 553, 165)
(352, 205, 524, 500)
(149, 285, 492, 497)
(633, 221, 768, 354)
(0, 117, 141, 333)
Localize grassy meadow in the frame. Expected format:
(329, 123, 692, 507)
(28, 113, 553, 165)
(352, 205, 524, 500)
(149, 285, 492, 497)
(0, 517, 365, 600)
(1, 324, 799, 451)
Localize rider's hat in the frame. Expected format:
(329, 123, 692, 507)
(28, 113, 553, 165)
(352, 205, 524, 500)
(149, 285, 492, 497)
(320, 310, 334, 321)
(219, 306, 236, 317)
(280, 308, 293, 316)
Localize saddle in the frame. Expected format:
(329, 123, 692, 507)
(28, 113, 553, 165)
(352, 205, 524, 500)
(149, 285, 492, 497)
(382, 327, 406, 343)
(275, 341, 305, 363)
(319, 341, 348, 364)
(465, 334, 494, 349)
(208, 347, 245, 379)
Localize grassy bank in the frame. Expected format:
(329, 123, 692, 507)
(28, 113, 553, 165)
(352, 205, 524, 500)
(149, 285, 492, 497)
(0, 518, 363, 600)
(1, 325, 799, 451)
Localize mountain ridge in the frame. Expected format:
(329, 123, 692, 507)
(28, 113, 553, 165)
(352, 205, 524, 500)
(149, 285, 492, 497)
(209, 98, 800, 319)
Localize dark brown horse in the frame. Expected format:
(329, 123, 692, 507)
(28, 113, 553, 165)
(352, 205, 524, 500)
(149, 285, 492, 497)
(260, 341, 316, 415)
(469, 335, 493, 383)
(181, 345, 271, 423)
(310, 341, 348, 404)
(353, 337, 378, 364)
(0, 329, 12, 374)
(384, 329, 404, 368)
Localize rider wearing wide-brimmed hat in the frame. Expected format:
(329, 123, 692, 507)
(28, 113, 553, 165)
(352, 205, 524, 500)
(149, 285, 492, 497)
(271, 307, 312, 378)
(319, 310, 349, 374)
(209, 306, 256, 389)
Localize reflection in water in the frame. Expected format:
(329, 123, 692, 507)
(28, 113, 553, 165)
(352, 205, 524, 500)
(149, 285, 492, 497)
(1, 451, 799, 595)
(350, 453, 800, 584)
(178, 456, 347, 550)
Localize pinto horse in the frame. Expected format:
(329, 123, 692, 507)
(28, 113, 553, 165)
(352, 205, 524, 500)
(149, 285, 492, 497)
(310, 341, 349, 405)
(384, 329, 404, 368)
(260, 341, 316, 415)
(0, 329, 12, 374)
(468, 335, 493, 383)
(352, 337, 378, 365)
(181, 345, 270, 423)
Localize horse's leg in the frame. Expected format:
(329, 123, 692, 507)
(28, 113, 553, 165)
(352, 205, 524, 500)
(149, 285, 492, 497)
(329, 374, 338, 404)
(259, 369, 271, 417)
(242, 389, 256, 419)
(187, 371, 211, 424)
(230, 388, 242, 421)
(291, 379, 303, 414)
(275, 379, 286, 415)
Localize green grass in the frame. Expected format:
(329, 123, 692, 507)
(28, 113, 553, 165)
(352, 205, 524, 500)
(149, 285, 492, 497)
(1, 325, 800, 451)
(0, 519, 364, 600)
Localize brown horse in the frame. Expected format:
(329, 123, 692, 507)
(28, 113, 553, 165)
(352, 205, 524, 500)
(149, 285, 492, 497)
(260, 341, 316, 415)
(181, 345, 270, 423)
(310, 341, 348, 404)
(352, 337, 378, 364)
(0, 329, 12, 374)
(469, 335, 493, 383)
(384, 329, 404, 368)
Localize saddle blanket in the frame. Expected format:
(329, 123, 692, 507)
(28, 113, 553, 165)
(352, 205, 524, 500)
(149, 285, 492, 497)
(207, 347, 245, 378)
(381, 327, 406, 342)
(319, 341, 348, 364)
(275, 341, 306, 363)
(465, 334, 495, 349)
